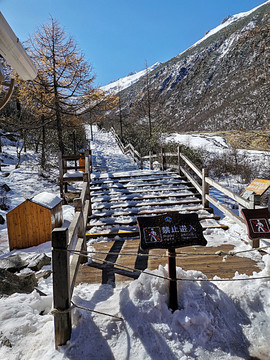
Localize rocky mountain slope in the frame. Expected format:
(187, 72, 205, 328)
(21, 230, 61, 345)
(105, 1, 270, 138)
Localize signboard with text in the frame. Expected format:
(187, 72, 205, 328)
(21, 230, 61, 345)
(137, 212, 207, 250)
(241, 208, 270, 239)
(241, 179, 270, 199)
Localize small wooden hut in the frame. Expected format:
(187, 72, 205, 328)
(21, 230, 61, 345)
(7, 192, 63, 250)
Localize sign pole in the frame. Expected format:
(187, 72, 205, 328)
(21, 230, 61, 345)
(168, 248, 178, 312)
(137, 212, 207, 313)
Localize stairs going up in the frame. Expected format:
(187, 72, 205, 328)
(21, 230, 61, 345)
(87, 169, 227, 240)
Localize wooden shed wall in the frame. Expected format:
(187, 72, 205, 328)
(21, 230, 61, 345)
(7, 200, 53, 250)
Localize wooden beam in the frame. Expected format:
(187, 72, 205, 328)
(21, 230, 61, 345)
(52, 228, 71, 348)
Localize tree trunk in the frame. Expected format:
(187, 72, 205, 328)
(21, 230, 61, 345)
(41, 114, 46, 169)
(55, 103, 64, 154)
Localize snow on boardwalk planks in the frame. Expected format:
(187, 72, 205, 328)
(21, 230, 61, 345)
(88, 169, 228, 238)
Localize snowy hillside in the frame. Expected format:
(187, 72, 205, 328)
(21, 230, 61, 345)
(101, 0, 270, 95)
(191, 0, 270, 49)
(104, 0, 270, 133)
(0, 126, 270, 359)
(100, 62, 161, 93)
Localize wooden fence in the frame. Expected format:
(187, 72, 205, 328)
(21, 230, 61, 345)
(110, 127, 261, 246)
(59, 149, 91, 197)
(110, 127, 143, 168)
(52, 172, 91, 347)
(52, 147, 92, 347)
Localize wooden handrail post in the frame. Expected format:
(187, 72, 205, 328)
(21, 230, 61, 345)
(177, 146, 182, 176)
(149, 151, 153, 170)
(249, 194, 260, 209)
(202, 168, 209, 208)
(161, 147, 166, 171)
(89, 148, 92, 171)
(73, 195, 88, 264)
(52, 228, 71, 348)
(85, 149, 90, 175)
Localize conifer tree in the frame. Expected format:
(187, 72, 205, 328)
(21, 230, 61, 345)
(18, 17, 95, 154)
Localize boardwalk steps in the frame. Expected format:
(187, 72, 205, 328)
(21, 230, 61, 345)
(78, 169, 236, 285)
(88, 170, 227, 238)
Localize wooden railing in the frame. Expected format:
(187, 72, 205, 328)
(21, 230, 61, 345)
(110, 127, 143, 168)
(52, 153, 92, 347)
(59, 149, 91, 197)
(110, 128, 261, 244)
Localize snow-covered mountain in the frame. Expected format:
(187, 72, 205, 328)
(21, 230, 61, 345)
(104, 0, 270, 133)
(100, 62, 161, 93)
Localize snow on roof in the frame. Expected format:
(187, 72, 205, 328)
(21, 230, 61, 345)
(31, 191, 62, 209)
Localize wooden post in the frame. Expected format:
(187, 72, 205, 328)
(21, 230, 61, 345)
(177, 146, 182, 176)
(89, 148, 92, 172)
(249, 194, 261, 248)
(74, 196, 88, 264)
(149, 151, 153, 170)
(202, 168, 209, 208)
(58, 152, 64, 198)
(85, 149, 90, 175)
(52, 228, 72, 348)
(168, 248, 178, 312)
(249, 194, 261, 209)
(161, 147, 166, 171)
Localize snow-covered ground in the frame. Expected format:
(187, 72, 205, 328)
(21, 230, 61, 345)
(164, 132, 270, 172)
(0, 126, 270, 359)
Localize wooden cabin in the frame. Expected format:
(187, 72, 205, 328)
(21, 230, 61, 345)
(7, 192, 63, 250)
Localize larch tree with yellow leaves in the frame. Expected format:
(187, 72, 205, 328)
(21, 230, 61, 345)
(18, 17, 96, 154)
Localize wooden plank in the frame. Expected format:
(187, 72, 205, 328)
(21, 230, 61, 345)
(147, 244, 259, 277)
(68, 212, 82, 251)
(86, 230, 139, 239)
(180, 153, 202, 177)
(86, 224, 227, 239)
(75, 241, 261, 285)
(180, 166, 202, 194)
(91, 174, 185, 185)
(95, 198, 201, 210)
(63, 166, 85, 170)
(206, 194, 245, 229)
(70, 237, 85, 295)
(63, 176, 84, 182)
(91, 170, 184, 181)
(90, 186, 197, 197)
(91, 179, 188, 191)
(206, 177, 252, 209)
(90, 191, 200, 203)
(115, 239, 141, 283)
(75, 241, 116, 285)
(89, 213, 220, 227)
(90, 210, 220, 220)
(62, 155, 83, 160)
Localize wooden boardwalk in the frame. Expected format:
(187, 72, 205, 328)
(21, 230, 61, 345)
(75, 169, 261, 287)
(75, 239, 261, 286)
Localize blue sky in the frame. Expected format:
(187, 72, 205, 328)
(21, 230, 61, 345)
(0, 0, 268, 86)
